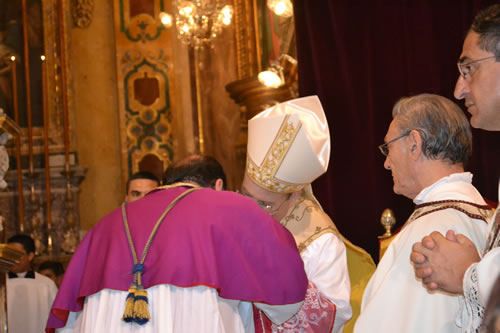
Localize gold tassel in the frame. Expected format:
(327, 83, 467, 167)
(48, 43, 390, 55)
(133, 287, 151, 325)
(122, 285, 137, 322)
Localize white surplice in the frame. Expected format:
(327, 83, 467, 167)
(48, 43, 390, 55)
(461, 181, 500, 332)
(57, 284, 301, 333)
(7, 271, 58, 333)
(354, 173, 489, 333)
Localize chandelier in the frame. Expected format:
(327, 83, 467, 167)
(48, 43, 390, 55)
(160, 0, 233, 49)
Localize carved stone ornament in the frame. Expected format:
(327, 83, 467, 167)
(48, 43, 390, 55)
(71, 0, 94, 28)
(0, 132, 12, 190)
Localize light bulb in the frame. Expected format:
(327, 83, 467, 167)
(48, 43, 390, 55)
(159, 12, 173, 27)
(258, 69, 283, 88)
(267, 0, 293, 18)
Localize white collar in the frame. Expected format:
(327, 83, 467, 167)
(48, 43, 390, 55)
(413, 172, 473, 205)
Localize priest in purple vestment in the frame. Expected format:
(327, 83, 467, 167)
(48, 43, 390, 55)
(46, 174, 307, 332)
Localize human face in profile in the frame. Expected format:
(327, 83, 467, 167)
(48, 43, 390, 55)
(240, 173, 296, 222)
(454, 31, 500, 131)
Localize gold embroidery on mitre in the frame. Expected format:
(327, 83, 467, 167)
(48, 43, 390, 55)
(247, 115, 304, 193)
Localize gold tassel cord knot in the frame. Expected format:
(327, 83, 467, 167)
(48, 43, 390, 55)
(122, 264, 151, 324)
(120, 187, 201, 326)
(132, 287, 151, 324)
(122, 285, 137, 323)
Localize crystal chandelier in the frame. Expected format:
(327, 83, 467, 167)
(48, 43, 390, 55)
(160, 0, 233, 49)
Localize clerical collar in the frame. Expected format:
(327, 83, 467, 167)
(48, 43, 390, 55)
(8, 270, 35, 279)
(145, 182, 198, 198)
(157, 182, 198, 190)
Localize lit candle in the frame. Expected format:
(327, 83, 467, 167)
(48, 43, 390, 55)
(57, 0, 70, 171)
(41, 55, 52, 252)
(21, 0, 34, 175)
(10, 56, 25, 232)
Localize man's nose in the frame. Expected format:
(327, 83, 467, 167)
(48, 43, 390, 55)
(454, 75, 469, 100)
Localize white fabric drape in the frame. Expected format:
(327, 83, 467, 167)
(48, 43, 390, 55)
(57, 284, 302, 333)
(7, 272, 58, 333)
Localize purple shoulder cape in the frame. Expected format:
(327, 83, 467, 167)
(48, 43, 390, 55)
(46, 187, 307, 331)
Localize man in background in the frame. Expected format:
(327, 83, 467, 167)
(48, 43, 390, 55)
(38, 260, 65, 289)
(354, 94, 491, 333)
(125, 171, 159, 203)
(411, 4, 500, 332)
(7, 234, 58, 333)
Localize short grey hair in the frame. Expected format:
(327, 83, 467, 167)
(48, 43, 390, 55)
(392, 93, 472, 165)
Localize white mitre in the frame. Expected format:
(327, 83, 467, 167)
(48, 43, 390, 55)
(246, 95, 331, 194)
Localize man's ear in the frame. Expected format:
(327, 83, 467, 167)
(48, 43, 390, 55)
(27, 252, 35, 262)
(214, 178, 224, 191)
(408, 130, 423, 160)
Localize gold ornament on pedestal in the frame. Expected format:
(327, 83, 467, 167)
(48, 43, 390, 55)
(379, 208, 396, 239)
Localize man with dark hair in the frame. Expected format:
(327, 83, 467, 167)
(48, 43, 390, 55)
(411, 4, 500, 332)
(125, 171, 160, 203)
(38, 260, 65, 288)
(162, 154, 226, 190)
(354, 94, 492, 333)
(7, 234, 58, 333)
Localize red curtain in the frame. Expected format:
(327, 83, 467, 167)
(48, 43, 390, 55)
(294, 0, 500, 261)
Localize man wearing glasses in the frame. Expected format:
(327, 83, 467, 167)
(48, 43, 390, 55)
(240, 95, 375, 333)
(354, 93, 492, 333)
(411, 4, 500, 332)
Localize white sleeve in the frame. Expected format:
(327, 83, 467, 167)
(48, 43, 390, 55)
(464, 247, 500, 307)
(301, 233, 352, 333)
(461, 247, 500, 332)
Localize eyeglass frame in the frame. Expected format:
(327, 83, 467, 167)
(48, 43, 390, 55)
(378, 130, 412, 157)
(236, 190, 291, 215)
(457, 55, 497, 78)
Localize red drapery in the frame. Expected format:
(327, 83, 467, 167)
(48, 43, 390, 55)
(294, 0, 500, 261)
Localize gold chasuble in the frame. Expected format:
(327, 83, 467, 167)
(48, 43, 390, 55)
(280, 187, 376, 333)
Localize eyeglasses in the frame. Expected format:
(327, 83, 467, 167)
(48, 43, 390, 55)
(378, 131, 411, 156)
(236, 190, 290, 215)
(457, 56, 496, 78)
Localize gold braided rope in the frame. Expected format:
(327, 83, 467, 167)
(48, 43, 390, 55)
(121, 187, 201, 324)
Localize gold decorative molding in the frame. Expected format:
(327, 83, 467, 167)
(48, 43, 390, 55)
(232, 0, 260, 79)
(113, 0, 175, 185)
(71, 0, 94, 29)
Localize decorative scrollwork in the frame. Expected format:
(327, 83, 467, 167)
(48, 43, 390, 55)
(71, 0, 94, 29)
